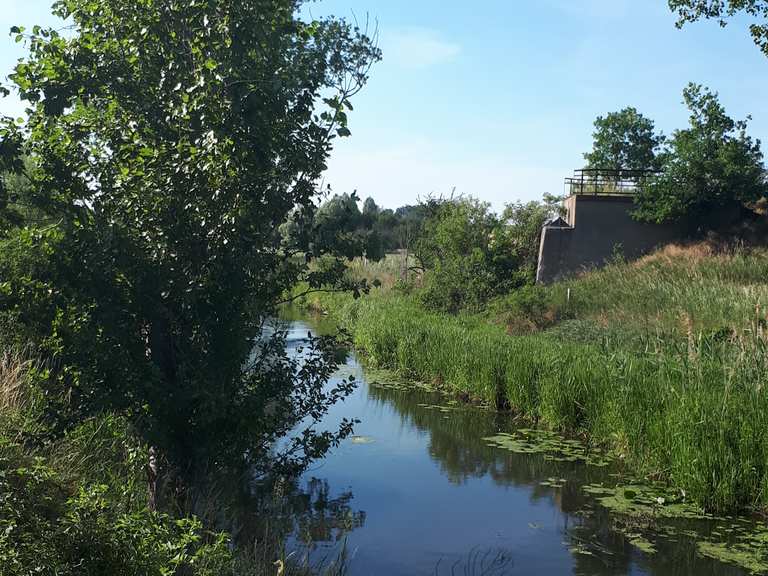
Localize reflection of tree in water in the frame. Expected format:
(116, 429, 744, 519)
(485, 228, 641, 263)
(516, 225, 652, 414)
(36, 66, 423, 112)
(367, 382, 749, 576)
(566, 507, 749, 576)
(287, 477, 366, 548)
(434, 547, 514, 576)
(366, 382, 603, 501)
(184, 471, 364, 564)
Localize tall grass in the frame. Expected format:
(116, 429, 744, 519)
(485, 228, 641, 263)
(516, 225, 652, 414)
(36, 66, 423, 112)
(0, 347, 33, 413)
(0, 346, 46, 441)
(314, 245, 768, 513)
(344, 251, 419, 291)
(548, 243, 768, 336)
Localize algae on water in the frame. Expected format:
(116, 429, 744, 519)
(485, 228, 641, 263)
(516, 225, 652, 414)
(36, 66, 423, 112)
(581, 483, 712, 520)
(627, 534, 657, 555)
(483, 429, 612, 467)
(584, 483, 768, 573)
(697, 530, 768, 575)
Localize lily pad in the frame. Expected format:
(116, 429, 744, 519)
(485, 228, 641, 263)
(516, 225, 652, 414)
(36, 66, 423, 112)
(350, 435, 375, 444)
(628, 534, 657, 555)
(582, 483, 711, 520)
(698, 538, 768, 574)
(483, 429, 613, 467)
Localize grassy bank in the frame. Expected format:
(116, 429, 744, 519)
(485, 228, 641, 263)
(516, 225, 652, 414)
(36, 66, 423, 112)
(0, 345, 233, 575)
(299, 245, 768, 514)
(0, 346, 348, 576)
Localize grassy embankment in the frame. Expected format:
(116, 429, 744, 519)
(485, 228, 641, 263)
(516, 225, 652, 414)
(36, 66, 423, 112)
(296, 246, 768, 514)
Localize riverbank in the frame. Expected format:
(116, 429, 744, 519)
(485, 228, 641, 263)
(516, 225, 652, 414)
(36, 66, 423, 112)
(294, 244, 768, 515)
(271, 315, 768, 575)
(0, 346, 346, 576)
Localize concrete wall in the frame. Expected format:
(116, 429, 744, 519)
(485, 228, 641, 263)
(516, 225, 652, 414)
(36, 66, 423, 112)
(536, 195, 681, 284)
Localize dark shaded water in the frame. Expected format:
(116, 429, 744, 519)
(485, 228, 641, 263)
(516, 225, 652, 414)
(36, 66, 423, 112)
(281, 314, 750, 576)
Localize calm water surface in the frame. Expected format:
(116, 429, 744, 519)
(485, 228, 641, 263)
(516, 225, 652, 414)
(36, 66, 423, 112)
(280, 314, 749, 576)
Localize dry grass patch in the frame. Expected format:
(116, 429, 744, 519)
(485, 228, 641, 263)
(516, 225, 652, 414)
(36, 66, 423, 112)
(0, 347, 34, 415)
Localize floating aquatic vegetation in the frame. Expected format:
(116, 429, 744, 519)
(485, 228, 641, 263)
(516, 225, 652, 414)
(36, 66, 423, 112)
(483, 429, 612, 467)
(582, 483, 713, 520)
(583, 483, 768, 572)
(627, 533, 657, 555)
(350, 435, 375, 444)
(568, 543, 596, 557)
(364, 367, 434, 392)
(417, 403, 461, 413)
(539, 477, 567, 488)
(695, 523, 768, 574)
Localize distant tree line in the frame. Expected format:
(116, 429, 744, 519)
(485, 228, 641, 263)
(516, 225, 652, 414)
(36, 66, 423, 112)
(281, 192, 431, 261)
(291, 191, 562, 314)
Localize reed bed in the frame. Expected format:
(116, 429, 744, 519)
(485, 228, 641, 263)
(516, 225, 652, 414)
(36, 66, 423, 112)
(317, 245, 768, 513)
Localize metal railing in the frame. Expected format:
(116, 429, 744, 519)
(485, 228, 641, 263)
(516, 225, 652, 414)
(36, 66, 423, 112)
(564, 168, 661, 196)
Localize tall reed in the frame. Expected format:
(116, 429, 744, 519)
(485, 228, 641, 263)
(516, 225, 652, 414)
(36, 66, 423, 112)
(314, 245, 768, 513)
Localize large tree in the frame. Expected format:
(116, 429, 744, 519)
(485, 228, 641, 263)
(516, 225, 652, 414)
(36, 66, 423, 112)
(0, 0, 379, 477)
(584, 107, 664, 175)
(634, 83, 767, 229)
(669, 0, 768, 56)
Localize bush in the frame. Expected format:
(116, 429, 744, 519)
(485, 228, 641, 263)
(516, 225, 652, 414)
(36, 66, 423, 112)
(0, 437, 233, 576)
(415, 198, 553, 313)
(488, 285, 560, 334)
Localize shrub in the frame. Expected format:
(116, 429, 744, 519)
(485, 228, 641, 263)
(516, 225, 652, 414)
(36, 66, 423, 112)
(415, 198, 552, 313)
(489, 285, 560, 334)
(0, 438, 233, 576)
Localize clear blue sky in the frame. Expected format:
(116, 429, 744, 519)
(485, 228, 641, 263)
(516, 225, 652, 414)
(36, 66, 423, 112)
(2, 0, 767, 210)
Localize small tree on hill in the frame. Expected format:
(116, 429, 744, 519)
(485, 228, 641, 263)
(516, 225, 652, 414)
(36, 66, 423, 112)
(584, 107, 664, 176)
(634, 83, 768, 231)
(500, 199, 560, 282)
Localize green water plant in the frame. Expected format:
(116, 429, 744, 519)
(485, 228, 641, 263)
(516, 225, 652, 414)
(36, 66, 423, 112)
(312, 267, 768, 515)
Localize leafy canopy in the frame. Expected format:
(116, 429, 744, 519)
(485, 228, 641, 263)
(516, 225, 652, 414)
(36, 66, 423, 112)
(634, 83, 767, 229)
(415, 197, 556, 313)
(584, 107, 664, 174)
(669, 0, 768, 56)
(282, 193, 429, 263)
(0, 0, 380, 475)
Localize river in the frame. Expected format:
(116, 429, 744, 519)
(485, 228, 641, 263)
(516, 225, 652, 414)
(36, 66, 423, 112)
(278, 313, 756, 575)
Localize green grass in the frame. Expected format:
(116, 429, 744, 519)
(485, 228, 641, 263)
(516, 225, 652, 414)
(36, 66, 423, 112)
(307, 244, 768, 514)
(548, 244, 768, 336)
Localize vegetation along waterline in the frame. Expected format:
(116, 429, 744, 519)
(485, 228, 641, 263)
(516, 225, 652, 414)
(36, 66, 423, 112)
(2, 0, 768, 573)
(295, 244, 768, 515)
(0, 0, 379, 573)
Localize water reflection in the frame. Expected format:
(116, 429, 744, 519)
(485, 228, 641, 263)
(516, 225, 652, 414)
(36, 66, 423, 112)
(283, 315, 750, 575)
(367, 376, 748, 575)
(183, 468, 365, 573)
